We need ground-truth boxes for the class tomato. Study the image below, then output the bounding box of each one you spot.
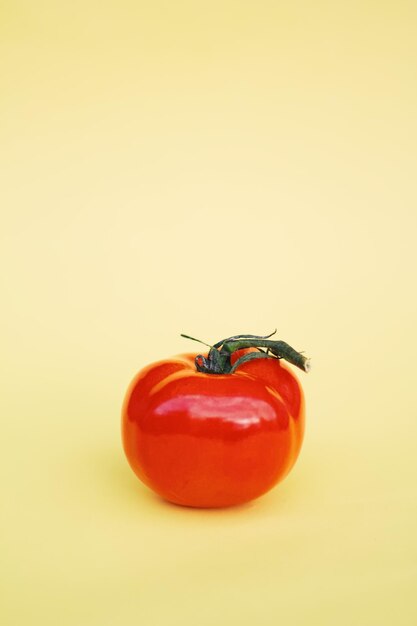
[121,332,309,508]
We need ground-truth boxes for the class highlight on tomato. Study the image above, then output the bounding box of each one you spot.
[121,330,310,508]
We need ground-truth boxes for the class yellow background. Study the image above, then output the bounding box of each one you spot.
[1,2,417,624]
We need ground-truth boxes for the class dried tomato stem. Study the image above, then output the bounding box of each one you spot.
[223,339,311,372]
[181,332,311,375]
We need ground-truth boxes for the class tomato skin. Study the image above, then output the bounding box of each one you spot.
[122,352,305,508]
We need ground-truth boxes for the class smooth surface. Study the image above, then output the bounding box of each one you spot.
[122,353,303,507]
[1,2,417,625]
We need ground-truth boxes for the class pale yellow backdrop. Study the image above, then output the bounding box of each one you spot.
[1,2,416,625]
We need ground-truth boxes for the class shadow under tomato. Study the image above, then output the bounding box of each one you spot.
[97,443,312,520]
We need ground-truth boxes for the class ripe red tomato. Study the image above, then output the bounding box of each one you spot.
[122,334,309,508]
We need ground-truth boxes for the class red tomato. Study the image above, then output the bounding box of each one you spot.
[122,338,307,508]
